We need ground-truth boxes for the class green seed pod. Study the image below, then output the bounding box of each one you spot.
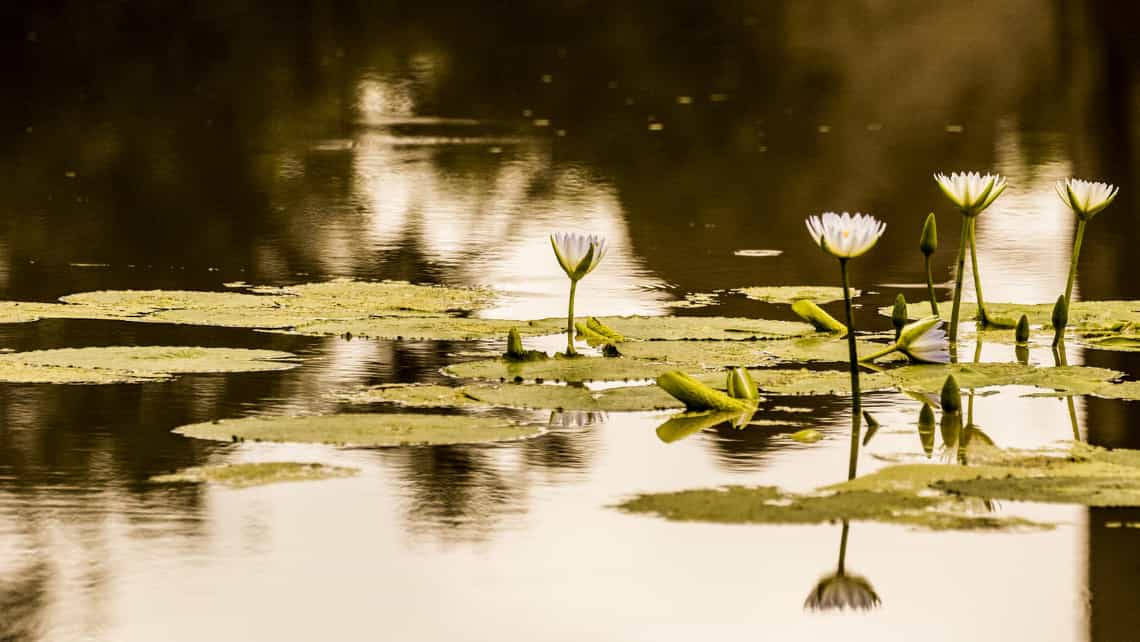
[1015,314,1030,345]
[940,374,962,414]
[892,294,908,340]
[1052,295,1068,347]
[920,212,938,256]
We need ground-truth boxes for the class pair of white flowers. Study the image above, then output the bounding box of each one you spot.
[934,171,1118,220]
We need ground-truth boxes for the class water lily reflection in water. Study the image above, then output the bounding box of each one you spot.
[804,522,881,612]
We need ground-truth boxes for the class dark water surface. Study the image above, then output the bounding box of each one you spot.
[0,2,1138,640]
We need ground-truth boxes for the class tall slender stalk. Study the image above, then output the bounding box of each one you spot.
[1064,218,1087,306]
[565,280,578,355]
[967,218,989,326]
[840,259,862,481]
[948,216,970,343]
[924,255,939,317]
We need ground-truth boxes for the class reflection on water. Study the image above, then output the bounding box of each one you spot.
[0,1,1137,640]
[804,522,881,612]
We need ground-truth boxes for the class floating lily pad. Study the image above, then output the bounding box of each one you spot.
[761,336,905,364]
[174,413,542,446]
[592,385,687,411]
[263,279,496,315]
[743,369,897,396]
[790,429,824,443]
[616,486,1045,531]
[0,347,298,384]
[335,384,488,408]
[578,316,814,341]
[443,356,674,382]
[338,381,685,411]
[733,286,858,304]
[150,462,359,488]
[1083,336,1140,352]
[284,317,542,341]
[617,341,776,368]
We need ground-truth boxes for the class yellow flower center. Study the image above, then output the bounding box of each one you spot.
[842,231,850,238]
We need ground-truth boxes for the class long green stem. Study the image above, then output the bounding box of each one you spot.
[1065,218,1087,306]
[840,259,862,481]
[924,255,939,317]
[967,218,989,327]
[949,216,970,343]
[566,279,578,355]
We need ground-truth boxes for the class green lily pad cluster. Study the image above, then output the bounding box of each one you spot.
[337,382,684,412]
[733,286,860,305]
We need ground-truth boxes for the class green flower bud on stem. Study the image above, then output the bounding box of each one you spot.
[506,327,524,356]
[1015,314,1030,345]
[891,294,908,341]
[940,374,962,414]
[725,367,759,400]
[1052,295,1068,347]
[920,212,938,256]
[791,299,847,334]
[657,370,751,412]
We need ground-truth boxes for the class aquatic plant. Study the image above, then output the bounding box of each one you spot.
[1052,295,1068,348]
[891,294,908,340]
[806,211,886,479]
[934,172,1007,339]
[860,316,949,364]
[550,232,607,356]
[1056,178,1119,304]
[919,212,939,316]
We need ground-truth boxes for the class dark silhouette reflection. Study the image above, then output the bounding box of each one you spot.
[1088,508,1140,641]
[804,521,881,612]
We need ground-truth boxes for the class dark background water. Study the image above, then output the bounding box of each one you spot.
[0,2,1138,640]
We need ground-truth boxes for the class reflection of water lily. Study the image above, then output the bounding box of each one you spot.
[1055,179,1120,305]
[548,410,607,429]
[804,573,882,612]
[806,212,885,481]
[550,232,608,355]
[806,212,886,259]
[936,172,1008,340]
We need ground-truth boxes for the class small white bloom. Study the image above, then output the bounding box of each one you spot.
[934,171,1007,215]
[805,212,886,259]
[550,232,607,281]
[897,316,949,363]
[1056,178,1119,220]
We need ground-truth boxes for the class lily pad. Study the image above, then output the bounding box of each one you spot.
[150,462,359,488]
[1083,336,1140,352]
[284,317,542,341]
[0,347,298,384]
[578,316,814,341]
[174,413,542,447]
[338,381,685,411]
[615,486,1045,531]
[262,279,496,315]
[790,429,824,443]
[617,340,777,368]
[761,336,905,364]
[443,356,674,382]
[733,286,858,304]
[885,300,1140,334]
[335,384,489,408]
[743,369,897,396]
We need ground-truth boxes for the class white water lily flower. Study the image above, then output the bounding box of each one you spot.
[896,316,949,363]
[804,573,881,612]
[550,232,607,281]
[805,212,886,259]
[934,171,1007,215]
[1056,178,1119,220]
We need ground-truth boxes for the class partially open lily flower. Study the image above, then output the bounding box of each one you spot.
[934,171,1007,215]
[805,212,886,259]
[804,573,881,612]
[551,232,608,281]
[896,316,949,363]
[1056,178,1119,221]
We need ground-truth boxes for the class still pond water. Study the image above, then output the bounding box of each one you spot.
[1,2,1139,641]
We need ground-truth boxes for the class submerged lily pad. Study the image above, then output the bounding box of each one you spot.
[174,413,542,446]
[151,462,359,488]
[733,286,858,304]
[616,486,1045,531]
[0,347,298,384]
[443,356,674,382]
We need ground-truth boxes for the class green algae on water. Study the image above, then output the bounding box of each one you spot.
[151,462,359,488]
[174,413,543,447]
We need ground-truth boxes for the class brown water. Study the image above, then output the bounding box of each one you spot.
[1,2,1138,640]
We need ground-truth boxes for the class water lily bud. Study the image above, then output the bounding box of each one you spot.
[506,327,525,356]
[1015,315,1030,345]
[791,299,847,334]
[657,371,751,412]
[920,212,938,256]
[725,367,759,400]
[1052,295,1068,347]
[918,404,936,458]
[940,374,961,413]
[892,294,908,340]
